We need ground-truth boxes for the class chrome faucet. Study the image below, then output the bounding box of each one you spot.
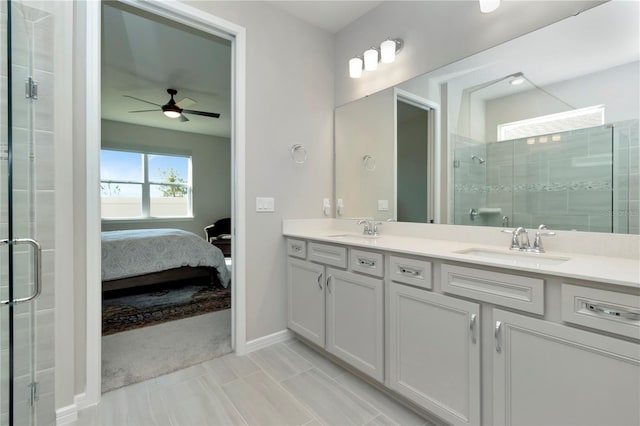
[501,227,530,251]
[358,219,382,236]
[531,224,556,253]
[502,225,556,253]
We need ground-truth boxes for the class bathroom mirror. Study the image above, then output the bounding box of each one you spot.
[335,1,639,234]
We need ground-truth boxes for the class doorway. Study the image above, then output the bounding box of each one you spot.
[82,0,246,407]
[395,90,439,223]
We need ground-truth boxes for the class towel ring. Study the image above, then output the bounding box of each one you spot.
[363,154,376,171]
[291,144,307,164]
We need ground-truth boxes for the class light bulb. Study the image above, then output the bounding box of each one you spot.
[380,39,397,64]
[479,0,501,13]
[364,48,378,71]
[538,136,548,144]
[349,57,363,78]
[163,110,181,119]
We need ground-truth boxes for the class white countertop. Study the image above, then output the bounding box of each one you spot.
[283,223,640,289]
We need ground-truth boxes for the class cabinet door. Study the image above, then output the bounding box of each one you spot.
[287,259,325,346]
[326,268,384,381]
[389,282,480,426]
[493,309,640,426]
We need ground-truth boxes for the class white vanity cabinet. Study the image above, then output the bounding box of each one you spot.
[326,268,384,381]
[286,240,384,381]
[287,257,326,346]
[493,308,640,426]
[388,281,481,426]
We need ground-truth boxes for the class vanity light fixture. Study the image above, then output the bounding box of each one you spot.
[479,0,501,13]
[349,57,363,79]
[364,48,379,71]
[349,38,403,78]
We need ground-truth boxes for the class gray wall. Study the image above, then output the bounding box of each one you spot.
[183,1,335,342]
[101,119,231,237]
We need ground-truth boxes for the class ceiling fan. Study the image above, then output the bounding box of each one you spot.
[124,88,220,122]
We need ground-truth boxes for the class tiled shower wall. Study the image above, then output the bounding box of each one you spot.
[0,2,55,425]
[453,120,639,235]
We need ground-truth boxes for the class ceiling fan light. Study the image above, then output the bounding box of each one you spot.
[163,110,181,119]
[479,0,501,13]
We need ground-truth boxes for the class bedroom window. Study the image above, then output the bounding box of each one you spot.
[101,149,193,219]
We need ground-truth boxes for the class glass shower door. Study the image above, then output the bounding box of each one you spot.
[1,1,42,425]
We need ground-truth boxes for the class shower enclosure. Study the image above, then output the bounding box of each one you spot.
[453,120,639,234]
[1,1,55,425]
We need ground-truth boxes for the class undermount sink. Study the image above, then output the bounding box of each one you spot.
[325,233,381,242]
[455,248,569,267]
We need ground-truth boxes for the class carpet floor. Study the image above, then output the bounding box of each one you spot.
[102,309,232,393]
[102,280,231,335]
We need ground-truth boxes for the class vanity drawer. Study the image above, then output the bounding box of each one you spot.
[350,249,384,278]
[441,264,544,314]
[561,284,640,340]
[389,256,432,289]
[287,239,307,259]
[308,242,347,268]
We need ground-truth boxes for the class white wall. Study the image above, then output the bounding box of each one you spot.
[334,0,605,106]
[100,119,231,237]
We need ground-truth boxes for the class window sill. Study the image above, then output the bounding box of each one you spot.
[102,217,194,224]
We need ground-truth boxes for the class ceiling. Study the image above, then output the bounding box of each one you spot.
[101,3,232,137]
[268,1,383,33]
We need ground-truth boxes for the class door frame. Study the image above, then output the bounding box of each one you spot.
[83,0,246,407]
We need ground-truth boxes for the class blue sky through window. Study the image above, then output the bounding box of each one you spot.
[101,150,190,197]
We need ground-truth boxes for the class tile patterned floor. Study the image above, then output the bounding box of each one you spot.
[77,339,434,426]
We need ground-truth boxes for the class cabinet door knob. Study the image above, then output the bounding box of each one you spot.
[317,273,323,290]
[495,321,503,353]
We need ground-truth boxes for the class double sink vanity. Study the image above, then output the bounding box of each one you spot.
[283,219,640,426]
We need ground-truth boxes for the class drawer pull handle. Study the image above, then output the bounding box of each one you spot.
[358,258,376,268]
[317,273,323,291]
[398,266,421,277]
[586,303,640,321]
[291,245,302,252]
[495,321,503,353]
[470,314,477,344]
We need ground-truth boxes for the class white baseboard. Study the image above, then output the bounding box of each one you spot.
[56,392,98,425]
[55,402,79,426]
[245,329,293,353]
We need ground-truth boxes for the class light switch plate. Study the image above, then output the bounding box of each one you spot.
[378,199,389,211]
[256,197,275,212]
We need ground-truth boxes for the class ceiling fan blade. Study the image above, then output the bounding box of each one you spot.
[123,95,161,107]
[179,114,189,122]
[128,109,159,113]
[183,109,221,118]
[176,97,196,109]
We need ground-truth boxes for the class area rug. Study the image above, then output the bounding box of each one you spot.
[102,280,231,335]
[102,309,232,392]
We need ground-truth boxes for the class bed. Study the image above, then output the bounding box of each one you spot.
[101,228,231,292]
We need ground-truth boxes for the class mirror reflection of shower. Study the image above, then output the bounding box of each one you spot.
[470,154,485,164]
